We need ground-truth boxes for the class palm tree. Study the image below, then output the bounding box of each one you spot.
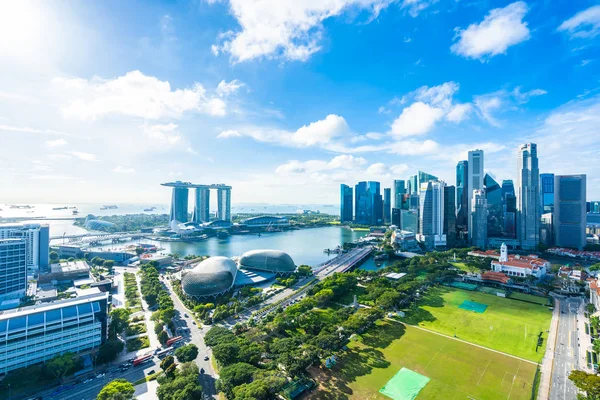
[587,303,596,315]
[590,316,600,332]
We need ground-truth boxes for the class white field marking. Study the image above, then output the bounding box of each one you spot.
[477,359,492,386]
[507,361,522,400]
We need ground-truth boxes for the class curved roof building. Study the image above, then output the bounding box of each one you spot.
[181,256,237,298]
[238,249,296,274]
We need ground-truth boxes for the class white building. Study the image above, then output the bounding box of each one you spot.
[0,239,27,302]
[0,223,49,275]
[490,243,548,279]
[0,291,108,374]
[417,180,446,249]
[391,229,419,251]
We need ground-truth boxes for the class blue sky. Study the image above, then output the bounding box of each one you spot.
[0,0,599,205]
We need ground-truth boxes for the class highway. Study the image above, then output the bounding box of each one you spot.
[549,297,581,400]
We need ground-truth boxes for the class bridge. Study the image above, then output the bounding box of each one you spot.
[315,247,373,278]
[50,232,144,245]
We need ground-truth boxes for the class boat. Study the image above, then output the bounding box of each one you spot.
[9,205,34,209]
[143,207,156,212]
[100,205,118,210]
[72,210,79,215]
[52,206,69,210]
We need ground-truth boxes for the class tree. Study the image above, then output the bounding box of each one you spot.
[45,352,76,382]
[103,260,115,274]
[157,362,203,400]
[97,339,124,363]
[569,370,600,399]
[216,362,257,399]
[161,355,175,371]
[49,251,59,261]
[91,256,105,266]
[591,316,600,331]
[212,342,240,366]
[174,344,199,363]
[158,330,169,345]
[233,381,270,400]
[588,303,597,315]
[377,290,402,310]
[97,379,135,400]
[314,288,334,305]
[589,263,600,272]
[109,308,131,338]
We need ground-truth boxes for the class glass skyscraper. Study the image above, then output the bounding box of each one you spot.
[367,181,383,225]
[554,174,586,250]
[502,180,516,238]
[418,181,446,248]
[340,184,353,223]
[354,182,368,225]
[541,173,555,214]
[393,180,406,209]
[471,189,488,249]
[0,239,27,302]
[408,175,418,195]
[467,150,484,241]
[484,174,503,238]
[171,186,189,223]
[456,160,468,230]
[517,143,540,250]
[383,188,391,224]
[444,185,457,248]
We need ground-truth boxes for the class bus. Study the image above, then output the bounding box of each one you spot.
[133,354,153,366]
[155,347,174,359]
[166,336,183,347]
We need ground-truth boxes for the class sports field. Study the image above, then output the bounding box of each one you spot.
[402,286,552,362]
[310,320,538,400]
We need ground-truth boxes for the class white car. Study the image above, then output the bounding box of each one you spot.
[96,373,105,379]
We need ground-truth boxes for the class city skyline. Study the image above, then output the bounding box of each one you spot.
[1,1,600,205]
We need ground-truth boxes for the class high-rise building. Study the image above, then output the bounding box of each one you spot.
[554,174,587,250]
[391,208,401,227]
[516,143,540,250]
[0,239,27,302]
[217,187,232,221]
[484,174,503,238]
[340,184,353,223]
[591,201,600,213]
[416,171,438,195]
[354,182,368,224]
[444,185,457,248]
[470,189,488,249]
[467,150,484,237]
[393,180,406,209]
[456,161,468,230]
[171,186,189,223]
[0,291,108,374]
[417,181,446,248]
[408,175,418,195]
[192,188,210,223]
[541,173,555,214]
[401,209,419,234]
[0,223,49,275]
[383,188,391,224]
[367,181,383,225]
[502,180,517,238]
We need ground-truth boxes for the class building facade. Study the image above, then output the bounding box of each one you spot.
[467,150,484,237]
[541,173,555,214]
[340,184,353,223]
[0,291,108,374]
[401,210,419,234]
[417,181,446,248]
[470,189,488,248]
[391,208,401,227]
[192,188,210,223]
[502,180,517,238]
[393,180,406,209]
[0,223,49,275]
[162,181,232,224]
[484,174,503,238]
[444,185,457,248]
[0,239,27,302]
[383,188,391,224]
[516,143,540,250]
[456,160,469,230]
[554,174,587,250]
[490,243,548,279]
[354,181,368,224]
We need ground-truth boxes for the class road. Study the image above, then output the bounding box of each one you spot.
[549,297,581,400]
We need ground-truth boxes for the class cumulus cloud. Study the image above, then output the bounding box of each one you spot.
[473,95,503,126]
[558,5,600,39]
[54,70,227,120]
[211,0,395,63]
[400,0,435,17]
[388,139,440,155]
[446,103,473,123]
[216,79,244,97]
[390,102,445,137]
[140,123,183,147]
[45,138,68,147]
[451,1,530,60]
[217,129,242,138]
[275,154,368,175]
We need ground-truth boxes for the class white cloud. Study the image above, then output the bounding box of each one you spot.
[275,154,368,175]
[558,5,600,39]
[211,0,395,63]
[401,0,434,17]
[390,102,445,137]
[512,87,547,104]
[451,1,530,60]
[140,123,183,147]
[446,103,473,123]
[473,95,503,126]
[112,166,135,173]
[0,124,77,137]
[216,79,245,97]
[70,151,98,161]
[414,81,459,109]
[388,139,440,155]
[217,129,242,138]
[54,70,227,120]
[45,138,68,148]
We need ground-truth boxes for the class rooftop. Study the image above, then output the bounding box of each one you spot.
[51,260,90,274]
[0,291,107,320]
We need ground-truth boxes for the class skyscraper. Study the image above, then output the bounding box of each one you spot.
[391,208,401,227]
[517,143,540,250]
[192,188,210,223]
[417,171,438,194]
[554,174,587,250]
[383,188,391,224]
[367,181,383,225]
[467,150,484,238]
[401,210,419,234]
[0,239,27,302]
[470,189,488,249]
[408,175,418,195]
[417,181,446,248]
[393,180,406,209]
[217,187,232,221]
[354,182,368,224]
[502,180,516,238]
[340,184,353,223]
[444,185,457,248]
[0,223,49,275]
[456,160,468,230]
[541,173,555,214]
[484,174,503,238]
[170,186,189,223]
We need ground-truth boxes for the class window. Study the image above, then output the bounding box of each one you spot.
[45,309,62,323]
[77,303,92,316]
[62,306,78,319]
[28,312,44,328]
[8,316,26,332]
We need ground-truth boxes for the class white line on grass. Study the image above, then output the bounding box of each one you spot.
[477,359,492,386]
[506,360,522,399]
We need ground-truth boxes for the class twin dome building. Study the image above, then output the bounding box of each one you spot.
[181,249,296,298]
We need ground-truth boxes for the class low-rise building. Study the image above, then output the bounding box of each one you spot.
[489,243,549,279]
[390,230,419,252]
[0,291,108,374]
[558,266,587,281]
[40,260,90,283]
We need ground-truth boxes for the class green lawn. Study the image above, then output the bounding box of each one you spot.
[508,292,550,306]
[401,286,552,362]
[450,262,472,272]
[311,320,538,400]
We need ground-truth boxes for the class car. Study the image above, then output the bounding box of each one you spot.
[83,379,93,384]
[96,373,105,379]
[147,370,155,375]
[192,320,196,325]
[200,368,205,374]
[184,313,188,318]
[203,355,209,361]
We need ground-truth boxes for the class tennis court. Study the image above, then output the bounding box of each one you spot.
[459,299,488,313]
[379,368,430,400]
[447,281,478,291]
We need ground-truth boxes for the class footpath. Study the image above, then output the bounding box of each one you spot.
[537,297,560,400]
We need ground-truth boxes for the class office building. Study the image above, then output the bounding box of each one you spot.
[0,291,109,374]
[0,223,49,275]
[412,171,438,195]
[484,174,503,238]
[217,186,231,221]
[470,189,488,249]
[0,239,27,302]
[401,210,419,234]
[444,186,457,248]
[409,192,419,210]
[408,175,418,195]
[393,180,406,209]
[192,188,210,223]
[554,174,587,250]
[541,173,555,214]
[340,184,353,223]
[391,208,401,227]
[540,213,553,246]
[589,201,600,214]
[467,150,484,237]
[367,181,383,225]
[383,188,391,224]
[417,181,446,248]
[171,186,189,223]
[502,180,517,238]
[456,160,469,230]
[516,143,540,250]
[354,182,368,224]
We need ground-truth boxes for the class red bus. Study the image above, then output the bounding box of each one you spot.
[166,336,183,347]
[133,354,153,366]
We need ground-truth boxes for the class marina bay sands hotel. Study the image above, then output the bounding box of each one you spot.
[161,181,232,224]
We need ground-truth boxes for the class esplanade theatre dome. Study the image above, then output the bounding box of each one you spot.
[181,256,237,298]
[238,249,296,275]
